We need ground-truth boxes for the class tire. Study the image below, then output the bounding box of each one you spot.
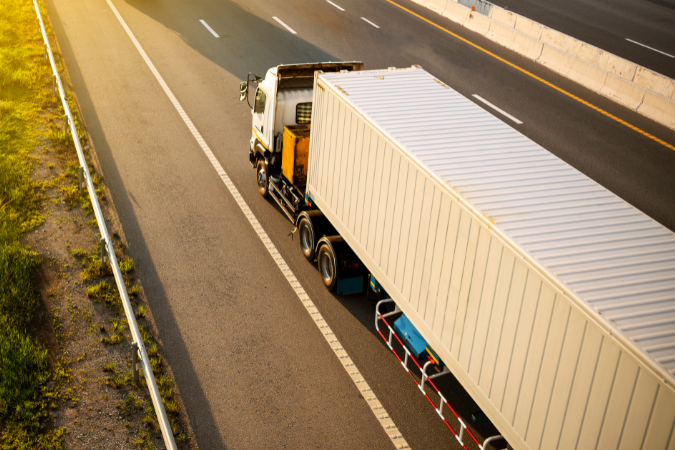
[298,217,315,262]
[256,159,269,198]
[317,244,337,291]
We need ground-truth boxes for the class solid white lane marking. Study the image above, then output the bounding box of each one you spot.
[273,16,297,34]
[104,0,408,448]
[473,94,523,124]
[626,39,674,58]
[326,0,345,11]
[361,17,380,28]
[199,19,219,38]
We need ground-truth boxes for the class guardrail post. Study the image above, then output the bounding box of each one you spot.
[78,166,84,196]
[132,342,139,385]
[100,237,106,270]
[64,115,69,136]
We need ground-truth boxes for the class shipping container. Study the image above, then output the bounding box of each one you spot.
[305,66,675,450]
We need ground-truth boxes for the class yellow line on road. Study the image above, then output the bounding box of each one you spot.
[385,0,675,152]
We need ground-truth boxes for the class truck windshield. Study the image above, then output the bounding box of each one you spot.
[254,89,266,114]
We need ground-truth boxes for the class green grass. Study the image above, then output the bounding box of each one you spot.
[70,247,87,258]
[0,0,68,446]
[86,280,114,299]
[0,2,183,446]
[124,393,146,412]
[119,257,135,274]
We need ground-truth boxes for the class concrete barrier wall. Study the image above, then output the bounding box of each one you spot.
[638,91,675,129]
[487,21,543,61]
[415,0,675,130]
[598,52,637,80]
[424,0,449,15]
[539,27,575,54]
[485,19,517,47]
[463,9,491,35]
[601,73,647,110]
[538,45,574,76]
[442,1,470,25]
[514,16,543,40]
[511,30,544,61]
[568,57,609,93]
[635,67,675,98]
[489,6,516,28]
[567,40,604,66]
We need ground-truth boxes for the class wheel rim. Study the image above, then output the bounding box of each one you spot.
[300,225,312,254]
[257,166,266,189]
[320,251,334,283]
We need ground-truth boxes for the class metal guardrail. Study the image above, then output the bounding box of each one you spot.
[31,1,178,448]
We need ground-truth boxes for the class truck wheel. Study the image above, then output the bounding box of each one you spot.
[298,217,315,261]
[256,160,269,198]
[317,244,337,291]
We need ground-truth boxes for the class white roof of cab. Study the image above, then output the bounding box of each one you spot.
[319,67,675,381]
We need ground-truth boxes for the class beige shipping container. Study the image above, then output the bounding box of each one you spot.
[306,67,675,449]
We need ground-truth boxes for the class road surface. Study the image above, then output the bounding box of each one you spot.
[44,0,675,447]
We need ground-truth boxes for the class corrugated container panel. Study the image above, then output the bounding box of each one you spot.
[307,67,675,449]
[642,388,675,449]
[511,283,557,436]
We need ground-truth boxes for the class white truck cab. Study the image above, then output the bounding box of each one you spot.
[240,62,363,197]
[250,69,279,150]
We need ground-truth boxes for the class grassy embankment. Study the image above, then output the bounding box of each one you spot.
[0,0,68,447]
[1,1,189,448]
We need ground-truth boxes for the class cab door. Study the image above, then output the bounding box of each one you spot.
[252,87,272,149]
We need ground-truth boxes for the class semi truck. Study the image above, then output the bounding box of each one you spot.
[239,63,675,450]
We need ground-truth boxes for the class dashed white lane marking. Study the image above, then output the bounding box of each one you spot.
[326,0,345,11]
[199,19,219,38]
[273,16,297,35]
[361,17,380,28]
[625,38,674,58]
[104,0,408,448]
[473,94,523,124]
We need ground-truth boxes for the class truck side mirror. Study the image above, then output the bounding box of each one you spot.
[239,81,248,102]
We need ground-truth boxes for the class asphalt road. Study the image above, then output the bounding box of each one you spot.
[483,0,675,78]
[45,0,675,448]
